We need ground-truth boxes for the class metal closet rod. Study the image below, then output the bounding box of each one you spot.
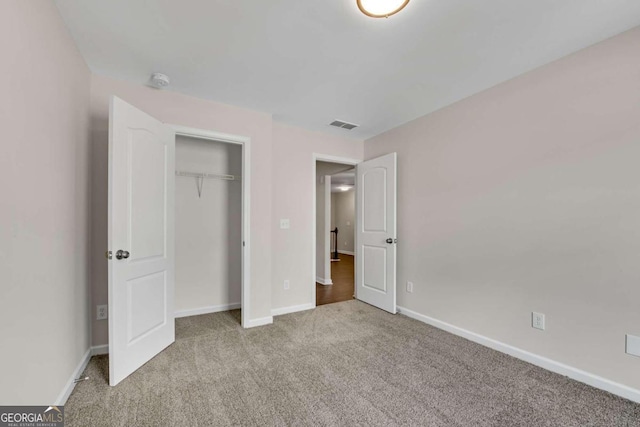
[175,171,241,181]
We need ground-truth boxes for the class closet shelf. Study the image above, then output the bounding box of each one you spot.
[175,171,241,181]
[176,170,241,198]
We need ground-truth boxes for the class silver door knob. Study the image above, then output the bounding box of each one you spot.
[116,250,130,260]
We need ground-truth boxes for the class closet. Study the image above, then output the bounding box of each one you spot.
[174,135,242,316]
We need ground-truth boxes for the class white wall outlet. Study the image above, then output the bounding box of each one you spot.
[406,281,414,293]
[284,280,290,290]
[97,304,108,320]
[280,219,290,229]
[626,334,640,357]
[532,312,545,330]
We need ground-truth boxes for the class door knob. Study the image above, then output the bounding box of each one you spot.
[115,250,130,260]
[386,238,393,244]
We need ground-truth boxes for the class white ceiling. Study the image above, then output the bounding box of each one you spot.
[331,170,356,193]
[55,0,640,139]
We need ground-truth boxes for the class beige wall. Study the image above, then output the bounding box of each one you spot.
[175,136,242,313]
[332,190,355,254]
[365,27,640,390]
[90,74,273,344]
[0,1,91,404]
[90,78,362,342]
[272,124,362,312]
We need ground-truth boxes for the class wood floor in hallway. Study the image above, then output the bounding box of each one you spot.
[316,254,354,306]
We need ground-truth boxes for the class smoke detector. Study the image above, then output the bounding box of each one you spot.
[149,73,170,89]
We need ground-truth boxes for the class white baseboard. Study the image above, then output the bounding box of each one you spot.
[60,308,271,402]
[244,316,273,328]
[316,276,333,285]
[55,348,92,405]
[90,303,244,354]
[397,306,640,404]
[272,303,315,317]
[338,250,355,256]
[175,303,241,318]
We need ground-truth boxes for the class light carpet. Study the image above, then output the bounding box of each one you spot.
[66,300,640,426]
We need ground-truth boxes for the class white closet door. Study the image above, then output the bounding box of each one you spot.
[108,96,175,386]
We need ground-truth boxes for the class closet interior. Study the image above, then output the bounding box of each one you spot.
[175,135,242,318]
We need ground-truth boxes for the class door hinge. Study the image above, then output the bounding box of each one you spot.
[105,250,112,260]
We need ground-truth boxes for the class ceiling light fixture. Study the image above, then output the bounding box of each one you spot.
[357,0,410,18]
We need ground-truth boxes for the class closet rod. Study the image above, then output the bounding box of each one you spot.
[175,171,241,181]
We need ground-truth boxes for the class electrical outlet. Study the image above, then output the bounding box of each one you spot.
[532,312,545,330]
[97,305,108,320]
[280,219,290,229]
[284,280,290,290]
[626,334,640,357]
[406,281,414,293]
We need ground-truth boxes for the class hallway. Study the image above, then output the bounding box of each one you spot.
[316,254,354,306]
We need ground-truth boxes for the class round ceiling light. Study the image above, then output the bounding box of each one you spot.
[357,0,410,18]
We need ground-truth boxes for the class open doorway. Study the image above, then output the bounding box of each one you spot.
[315,160,356,306]
[171,124,250,328]
[174,134,242,320]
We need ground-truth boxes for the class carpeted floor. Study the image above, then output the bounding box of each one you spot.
[66,300,640,426]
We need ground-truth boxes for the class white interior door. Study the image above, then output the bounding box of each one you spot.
[108,96,175,386]
[356,153,397,313]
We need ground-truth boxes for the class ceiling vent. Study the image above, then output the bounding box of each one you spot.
[329,120,359,130]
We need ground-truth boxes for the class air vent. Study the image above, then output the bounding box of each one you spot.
[329,120,359,130]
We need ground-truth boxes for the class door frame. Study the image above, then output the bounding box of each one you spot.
[311,153,361,307]
[171,125,251,328]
